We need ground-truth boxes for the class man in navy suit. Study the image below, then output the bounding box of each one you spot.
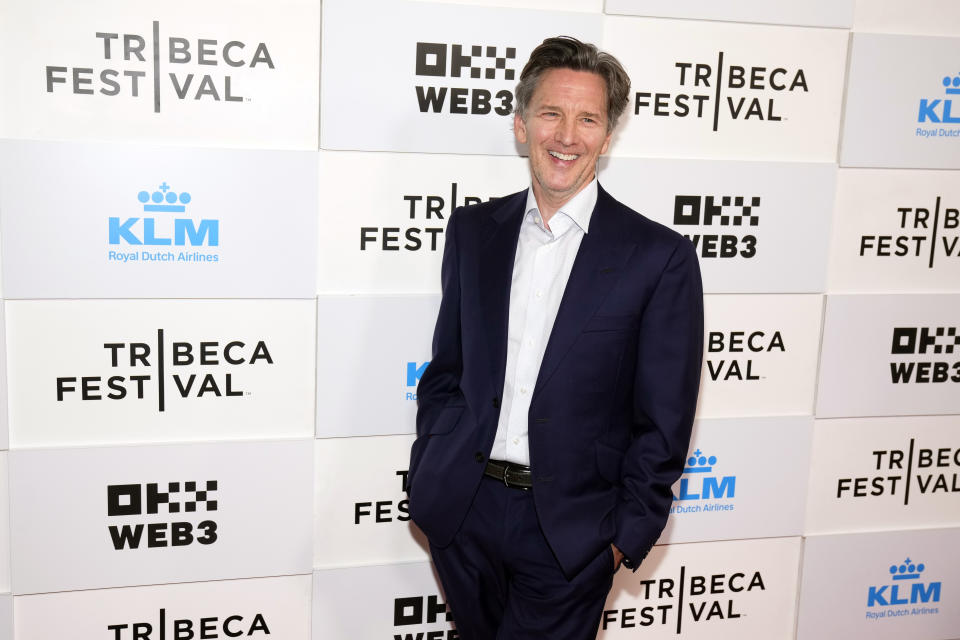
[408,36,703,639]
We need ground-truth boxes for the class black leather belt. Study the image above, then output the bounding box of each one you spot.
[485,459,532,490]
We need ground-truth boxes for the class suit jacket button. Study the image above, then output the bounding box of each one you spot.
[475,452,485,463]
[492,397,500,409]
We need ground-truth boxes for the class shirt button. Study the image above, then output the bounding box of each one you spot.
[513,438,519,445]
[520,387,528,395]
[535,291,543,299]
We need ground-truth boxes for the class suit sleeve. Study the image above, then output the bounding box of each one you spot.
[614,237,703,566]
[414,208,467,439]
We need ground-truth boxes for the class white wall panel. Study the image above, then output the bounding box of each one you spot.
[600,158,836,293]
[313,562,451,640]
[9,439,313,594]
[599,537,801,638]
[841,33,960,169]
[606,0,853,28]
[661,417,812,544]
[817,294,960,418]
[320,0,602,154]
[798,528,960,639]
[0,140,318,298]
[316,151,528,293]
[6,299,316,447]
[698,295,822,419]
[314,435,427,568]
[806,416,960,535]
[316,295,439,438]
[0,0,320,149]
[14,575,312,640]
[828,169,960,293]
[603,17,848,161]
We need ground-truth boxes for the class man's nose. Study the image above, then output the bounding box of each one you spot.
[554,117,576,145]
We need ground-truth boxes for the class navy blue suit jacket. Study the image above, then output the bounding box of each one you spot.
[408,184,703,578]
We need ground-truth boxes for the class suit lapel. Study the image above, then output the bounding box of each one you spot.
[533,188,637,397]
[477,191,526,397]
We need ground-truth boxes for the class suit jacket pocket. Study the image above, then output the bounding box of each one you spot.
[595,440,625,485]
[583,313,640,333]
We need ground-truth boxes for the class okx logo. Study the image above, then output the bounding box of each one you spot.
[672,449,736,515]
[393,594,457,640]
[107,480,218,550]
[405,361,429,401]
[45,25,275,112]
[108,608,270,640]
[917,74,960,138]
[673,195,759,259]
[634,54,808,131]
[889,326,960,384]
[414,42,515,116]
[866,558,941,619]
[108,182,221,265]
[54,330,274,412]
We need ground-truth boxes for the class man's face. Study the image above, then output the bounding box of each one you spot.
[514,67,613,210]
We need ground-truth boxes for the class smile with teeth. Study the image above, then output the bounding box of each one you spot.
[549,150,579,161]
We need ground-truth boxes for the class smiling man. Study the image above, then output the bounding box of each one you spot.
[408,37,704,640]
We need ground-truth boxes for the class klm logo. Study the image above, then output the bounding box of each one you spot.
[405,361,429,401]
[109,182,218,246]
[867,558,941,608]
[918,74,960,123]
[675,450,736,501]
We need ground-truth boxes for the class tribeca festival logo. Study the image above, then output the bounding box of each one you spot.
[835,438,960,503]
[55,332,274,411]
[889,326,960,384]
[916,73,960,138]
[671,449,736,515]
[706,328,785,382]
[108,607,270,640]
[360,182,495,252]
[865,558,941,620]
[405,361,429,401]
[354,469,410,525]
[859,198,960,268]
[45,25,275,112]
[393,593,457,640]
[107,480,218,550]
[601,564,766,633]
[673,194,760,259]
[634,54,808,131]
[414,42,516,116]
[108,182,220,264]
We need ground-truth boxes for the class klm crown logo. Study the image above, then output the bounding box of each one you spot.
[674,449,736,501]
[867,557,941,607]
[109,181,218,246]
[918,74,960,123]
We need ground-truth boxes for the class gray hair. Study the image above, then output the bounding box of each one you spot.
[514,36,631,132]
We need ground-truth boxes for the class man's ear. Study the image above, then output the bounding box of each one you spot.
[514,112,527,144]
[600,131,612,155]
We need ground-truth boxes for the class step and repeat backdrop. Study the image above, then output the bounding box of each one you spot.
[0,0,958,638]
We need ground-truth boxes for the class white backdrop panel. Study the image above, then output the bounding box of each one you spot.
[0,140,318,299]
[806,415,960,535]
[314,435,428,568]
[599,537,801,638]
[313,562,451,640]
[841,33,960,169]
[316,295,439,438]
[14,575,312,640]
[605,0,853,28]
[0,595,9,640]
[0,0,319,149]
[414,0,601,9]
[0,303,7,450]
[798,528,960,639]
[602,17,848,161]
[698,294,822,418]
[828,168,960,293]
[817,294,960,418]
[660,416,812,544]
[0,454,8,594]
[853,0,960,36]
[9,439,313,594]
[6,299,316,447]
[320,0,601,154]
[316,151,528,293]
[599,158,835,293]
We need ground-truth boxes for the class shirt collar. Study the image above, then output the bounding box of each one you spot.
[524,178,598,234]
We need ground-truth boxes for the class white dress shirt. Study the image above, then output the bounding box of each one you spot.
[490,179,598,465]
